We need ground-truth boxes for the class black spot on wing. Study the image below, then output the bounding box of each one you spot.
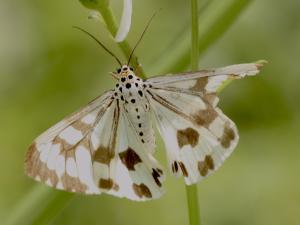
[119,148,142,171]
[152,168,162,187]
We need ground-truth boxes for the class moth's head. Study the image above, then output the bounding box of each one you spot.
[111,65,134,80]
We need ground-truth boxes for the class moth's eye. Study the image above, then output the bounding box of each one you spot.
[130,67,134,71]
[117,68,122,73]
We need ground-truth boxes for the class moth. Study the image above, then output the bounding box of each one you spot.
[24,26,265,201]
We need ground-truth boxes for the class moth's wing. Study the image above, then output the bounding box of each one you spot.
[87,99,164,201]
[146,87,239,185]
[122,92,156,154]
[109,106,165,200]
[25,91,164,200]
[25,91,114,194]
[147,62,264,106]
[146,62,265,184]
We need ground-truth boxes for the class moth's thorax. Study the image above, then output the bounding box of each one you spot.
[115,65,134,78]
[113,72,149,108]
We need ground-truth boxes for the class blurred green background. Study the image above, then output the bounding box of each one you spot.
[0,0,299,225]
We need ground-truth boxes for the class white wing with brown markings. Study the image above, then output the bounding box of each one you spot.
[146,89,238,184]
[148,62,264,106]
[25,90,164,200]
[145,62,264,184]
[25,91,114,194]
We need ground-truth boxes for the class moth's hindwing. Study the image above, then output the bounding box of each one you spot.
[145,62,264,184]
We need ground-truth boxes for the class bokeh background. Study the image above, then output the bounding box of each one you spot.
[1,0,299,225]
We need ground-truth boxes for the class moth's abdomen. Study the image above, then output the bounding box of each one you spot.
[113,75,155,153]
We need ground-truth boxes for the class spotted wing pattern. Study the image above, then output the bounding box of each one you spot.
[25,91,164,200]
[91,99,164,200]
[114,107,164,200]
[25,62,264,198]
[146,62,264,184]
[25,91,113,193]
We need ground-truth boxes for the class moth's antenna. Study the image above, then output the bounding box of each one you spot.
[73,26,122,67]
[127,11,159,66]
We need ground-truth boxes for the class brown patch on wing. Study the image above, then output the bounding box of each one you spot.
[205,155,215,170]
[24,142,38,174]
[119,147,142,171]
[60,148,88,193]
[152,168,162,187]
[98,178,119,191]
[191,77,208,92]
[72,120,92,133]
[220,124,236,148]
[80,137,91,150]
[192,107,218,127]
[98,178,113,190]
[203,93,218,106]
[61,174,87,193]
[93,100,120,164]
[133,183,152,198]
[256,61,266,70]
[53,136,73,150]
[177,127,199,148]
[65,148,75,158]
[93,146,115,165]
[25,143,59,187]
[198,155,215,176]
[179,162,188,177]
[26,143,88,192]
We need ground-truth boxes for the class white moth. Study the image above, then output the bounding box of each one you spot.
[24,25,265,201]
[25,61,265,200]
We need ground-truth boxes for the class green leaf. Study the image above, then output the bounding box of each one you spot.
[3,185,73,225]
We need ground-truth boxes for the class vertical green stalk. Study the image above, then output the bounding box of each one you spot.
[186,1,201,225]
[186,185,201,225]
[79,0,145,77]
[97,4,146,78]
[190,0,199,71]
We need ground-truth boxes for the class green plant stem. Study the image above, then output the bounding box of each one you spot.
[97,4,146,78]
[185,1,201,225]
[186,185,201,225]
[191,0,199,71]
[153,0,252,74]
